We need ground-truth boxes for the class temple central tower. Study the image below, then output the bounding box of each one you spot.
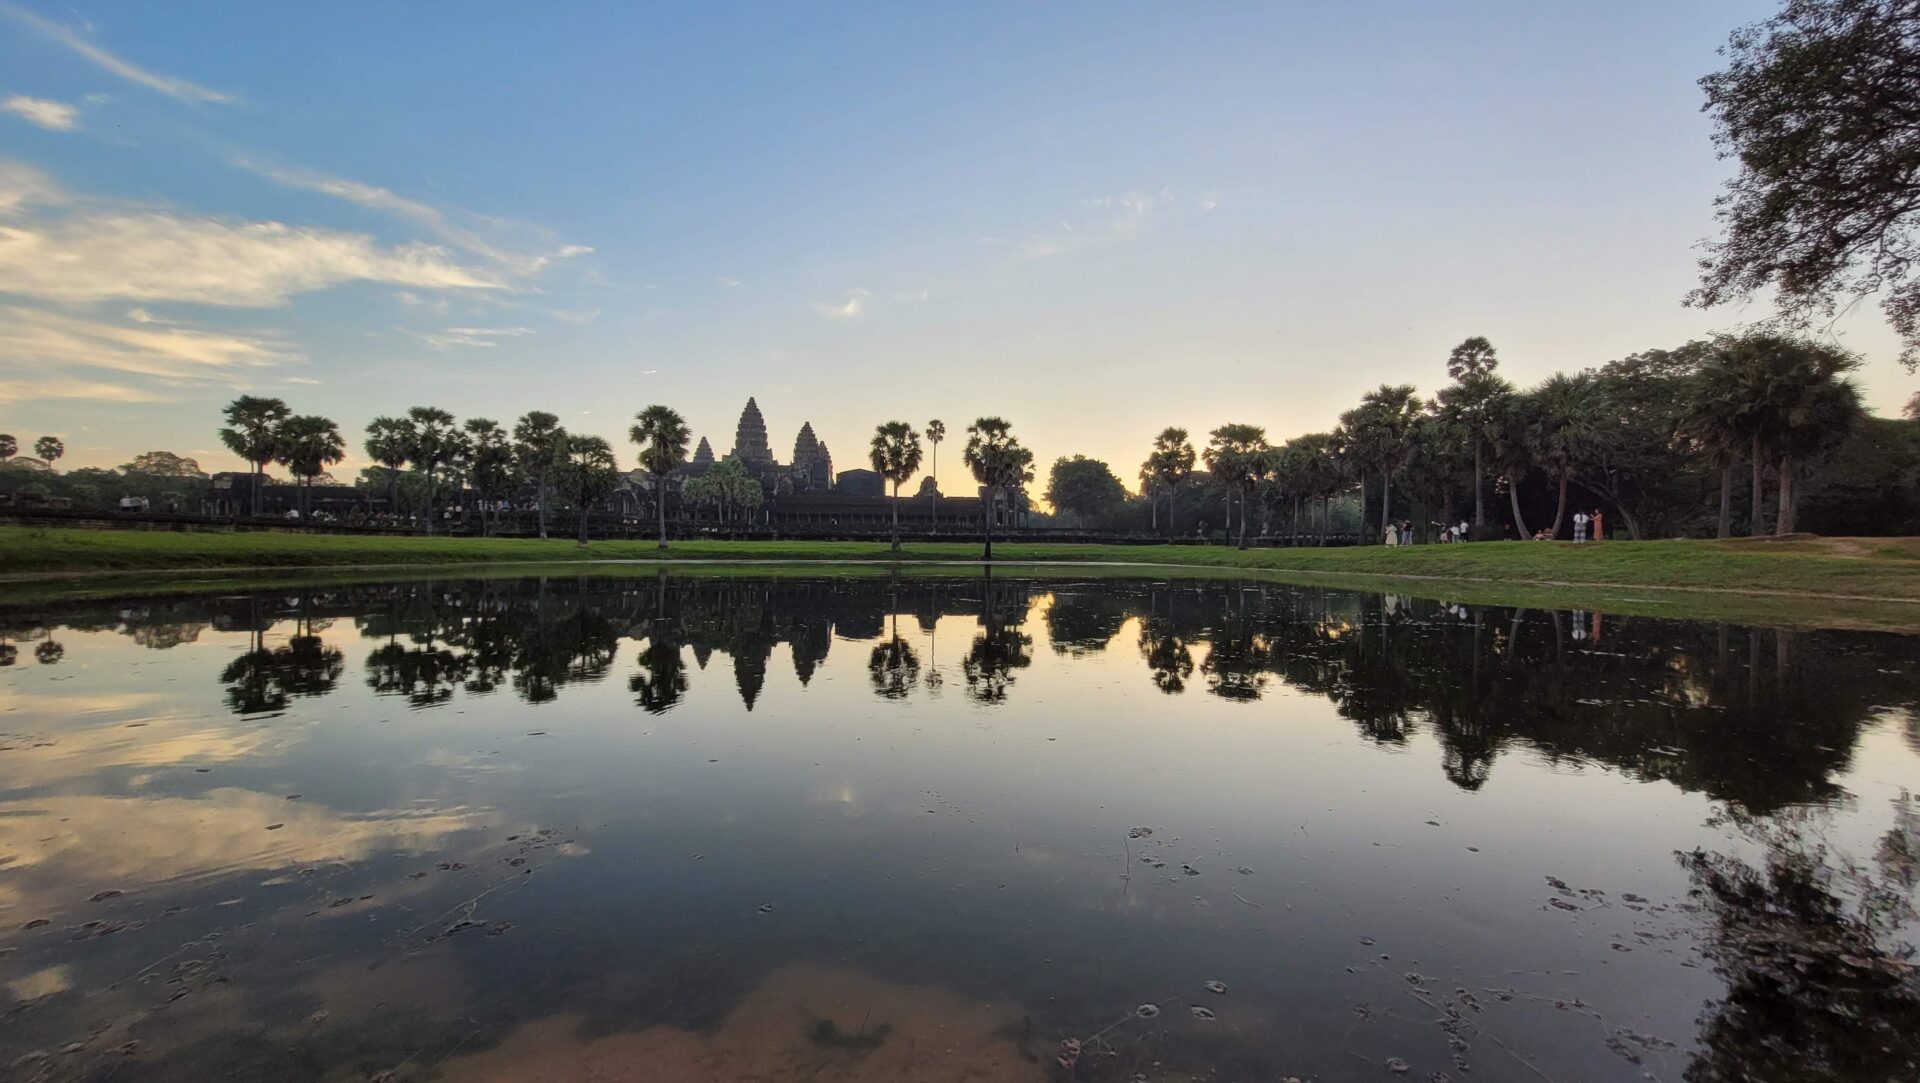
[731,397,773,463]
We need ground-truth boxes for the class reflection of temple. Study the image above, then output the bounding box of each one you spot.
[624,397,1029,531]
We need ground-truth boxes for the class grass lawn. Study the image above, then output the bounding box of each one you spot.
[3,525,1919,599]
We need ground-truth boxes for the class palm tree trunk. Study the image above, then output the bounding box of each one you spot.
[1717,462,1732,539]
[387,467,397,522]
[1381,473,1392,540]
[1358,472,1368,543]
[1508,476,1530,539]
[1749,434,1766,536]
[537,472,549,539]
[1150,494,1157,533]
[252,462,263,517]
[1237,484,1249,550]
[1775,455,1796,535]
[1321,495,1330,545]
[656,473,668,550]
[1473,438,1485,529]
[983,486,995,562]
[1167,489,1177,539]
[1551,466,1568,539]
[890,482,901,553]
[579,503,590,545]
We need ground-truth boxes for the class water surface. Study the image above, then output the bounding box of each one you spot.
[2,571,1916,1081]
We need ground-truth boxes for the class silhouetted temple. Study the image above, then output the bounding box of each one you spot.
[615,396,1028,532]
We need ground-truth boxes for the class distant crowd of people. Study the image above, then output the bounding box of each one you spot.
[1383,509,1609,546]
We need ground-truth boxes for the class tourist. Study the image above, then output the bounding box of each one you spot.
[1384,522,1399,547]
[1572,509,1590,543]
[1592,508,1605,542]
[1457,519,1469,542]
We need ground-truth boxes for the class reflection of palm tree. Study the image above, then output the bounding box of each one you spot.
[869,615,920,699]
[1137,613,1194,694]
[223,635,344,715]
[962,573,1033,704]
[630,628,689,714]
[33,639,63,665]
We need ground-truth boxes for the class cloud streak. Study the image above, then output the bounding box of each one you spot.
[402,325,534,350]
[0,304,290,379]
[812,287,872,321]
[2,94,78,131]
[1,2,231,103]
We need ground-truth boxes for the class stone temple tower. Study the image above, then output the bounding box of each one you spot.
[731,397,773,464]
[691,437,715,467]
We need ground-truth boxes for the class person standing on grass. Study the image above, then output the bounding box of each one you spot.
[1385,521,1399,547]
[1592,508,1605,542]
[1573,509,1590,543]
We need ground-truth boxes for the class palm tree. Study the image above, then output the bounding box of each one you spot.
[275,416,345,519]
[0,434,15,463]
[1772,369,1865,535]
[32,435,63,471]
[512,411,568,539]
[1525,374,1597,538]
[925,419,945,526]
[1487,395,1535,539]
[219,396,291,516]
[363,417,411,519]
[401,407,460,534]
[1203,424,1269,549]
[870,421,925,553]
[962,417,1035,562]
[630,405,691,550]
[465,418,517,536]
[558,435,621,544]
[1437,338,1512,534]
[1677,355,1752,538]
[1344,385,1423,540]
[1140,427,1196,538]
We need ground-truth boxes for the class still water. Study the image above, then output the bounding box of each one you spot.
[1,570,1916,1082]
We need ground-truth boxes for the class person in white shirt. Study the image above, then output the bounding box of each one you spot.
[1572,510,1590,543]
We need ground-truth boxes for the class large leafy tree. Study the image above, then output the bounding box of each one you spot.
[465,418,518,536]
[1203,423,1270,549]
[1139,426,1197,537]
[869,421,924,552]
[1045,455,1127,527]
[1581,344,1713,541]
[1689,0,1920,370]
[219,396,291,516]
[512,411,568,539]
[962,417,1035,561]
[630,404,690,550]
[1679,346,1759,538]
[400,406,460,534]
[1435,337,1513,531]
[557,434,621,544]
[121,451,205,478]
[275,415,345,519]
[0,434,14,463]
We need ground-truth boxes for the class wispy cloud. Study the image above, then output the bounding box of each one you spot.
[1,2,231,104]
[2,94,78,131]
[234,159,592,276]
[0,305,289,381]
[1010,187,1183,263]
[0,375,164,404]
[719,276,743,288]
[811,287,872,321]
[0,169,501,306]
[401,325,533,350]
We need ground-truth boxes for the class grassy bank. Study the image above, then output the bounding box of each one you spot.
[3,525,1919,602]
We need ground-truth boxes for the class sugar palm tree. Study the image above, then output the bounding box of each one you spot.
[558,435,621,544]
[465,418,517,536]
[512,411,568,539]
[963,417,1035,562]
[1140,427,1196,537]
[1436,339,1513,534]
[275,415,345,519]
[1203,424,1269,549]
[1343,385,1423,540]
[1525,374,1597,538]
[362,417,411,519]
[219,396,291,516]
[32,435,63,471]
[925,419,945,526]
[630,405,691,550]
[401,406,460,534]
[1677,355,1753,538]
[870,421,925,552]
[0,434,16,463]
[1772,369,1864,534]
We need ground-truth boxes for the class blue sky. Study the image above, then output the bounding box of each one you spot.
[0,1,1907,486]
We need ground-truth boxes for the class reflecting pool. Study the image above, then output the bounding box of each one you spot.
[2,570,1916,1081]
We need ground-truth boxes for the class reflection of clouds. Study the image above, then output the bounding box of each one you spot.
[8,964,71,1003]
[807,783,870,817]
[0,789,474,917]
[0,714,281,791]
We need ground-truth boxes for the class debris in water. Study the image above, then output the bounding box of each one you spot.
[23,918,49,929]
[1235,866,1254,875]
[1384,1056,1411,1073]
[89,890,122,902]
[265,823,284,831]
[1189,1005,1216,1021]
[1181,864,1200,876]
[756,902,775,914]
[1203,980,1227,994]
[1128,827,1153,839]
[1134,1003,1160,1019]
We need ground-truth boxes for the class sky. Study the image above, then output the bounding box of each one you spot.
[0,0,1911,493]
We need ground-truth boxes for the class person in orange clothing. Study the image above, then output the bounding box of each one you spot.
[1592,508,1605,541]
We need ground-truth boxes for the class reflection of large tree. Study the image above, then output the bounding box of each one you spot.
[1137,612,1194,694]
[631,627,689,714]
[1679,801,1920,1082]
[223,635,344,716]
